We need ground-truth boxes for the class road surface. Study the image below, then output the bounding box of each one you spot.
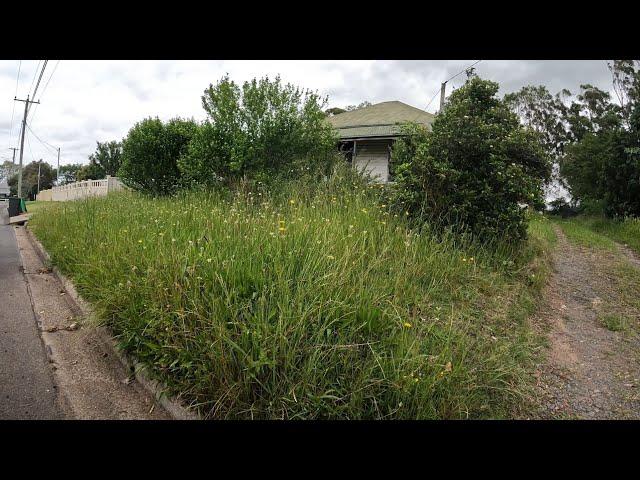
[0,203,63,419]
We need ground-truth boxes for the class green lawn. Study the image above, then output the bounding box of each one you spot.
[29,187,556,419]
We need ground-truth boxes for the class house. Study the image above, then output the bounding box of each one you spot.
[327,101,435,182]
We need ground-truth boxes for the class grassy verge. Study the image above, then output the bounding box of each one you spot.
[29,183,555,419]
[25,200,49,215]
[555,215,640,254]
[552,216,617,250]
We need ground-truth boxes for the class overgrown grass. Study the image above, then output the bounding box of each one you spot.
[25,200,49,215]
[29,178,555,419]
[555,215,640,254]
[553,217,617,250]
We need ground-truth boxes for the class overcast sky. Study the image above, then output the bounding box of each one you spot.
[0,60,616,169]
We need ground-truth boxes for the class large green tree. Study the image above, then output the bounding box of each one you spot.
[179,75,337,187]
[89,140,123,177]
[504,85,570,157]
[119,117,197,195]
[558,61,640,217]
[392,76,551,242]
[8,160,56,199]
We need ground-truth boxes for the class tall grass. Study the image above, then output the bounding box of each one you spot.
[30,174,554,419]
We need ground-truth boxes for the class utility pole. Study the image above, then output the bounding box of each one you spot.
[14,95,39,198]
[9,147,18,164]
[56,147,60,184]
[37,162,41,195]
[439,82,447,112]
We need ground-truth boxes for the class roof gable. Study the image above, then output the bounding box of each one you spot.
[327,101,434,139]
[328,101,434,128]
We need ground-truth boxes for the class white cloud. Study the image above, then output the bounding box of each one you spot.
[0,59,616,169]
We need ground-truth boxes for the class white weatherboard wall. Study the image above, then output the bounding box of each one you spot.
[37,176,125,202]
[353,140,390,183]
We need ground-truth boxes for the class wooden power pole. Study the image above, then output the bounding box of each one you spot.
[439,82,447,112]
[14,95,40,198]
[9,147,19,164]
[56,147,60,184]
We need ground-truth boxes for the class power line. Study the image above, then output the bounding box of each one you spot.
[28,60,60,126]
[424,88,441,111]
[424,60,483,112]
[27,60,48,117]
[26,129,54,166]
[25,123,58,154]
[9,60,22,148]
[444,59,482,84]
[31,60,48,99]
[28,60,42,99]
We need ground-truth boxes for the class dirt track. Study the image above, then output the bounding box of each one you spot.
[536,225,640,419]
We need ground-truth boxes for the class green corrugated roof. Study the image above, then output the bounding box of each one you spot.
[328,101,434,139]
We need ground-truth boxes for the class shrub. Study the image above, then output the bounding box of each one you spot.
[119,117,198,195]
[391,76,551,242]
[178,75,337,188]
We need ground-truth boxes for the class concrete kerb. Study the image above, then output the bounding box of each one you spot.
[24,224,201,420]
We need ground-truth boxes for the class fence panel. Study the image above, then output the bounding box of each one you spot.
[37,176,125,202]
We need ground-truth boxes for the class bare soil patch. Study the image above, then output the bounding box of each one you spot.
[536,225,640,419]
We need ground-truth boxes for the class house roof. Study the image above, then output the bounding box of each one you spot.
[327,101,435,140]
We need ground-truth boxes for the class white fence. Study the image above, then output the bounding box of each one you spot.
[37,176,125,202]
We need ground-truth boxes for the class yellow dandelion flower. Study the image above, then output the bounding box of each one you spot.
[403,322,412,328]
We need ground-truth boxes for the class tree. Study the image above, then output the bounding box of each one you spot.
[325,107,346,116]
[345,101,372,111]
[58,163,84,185]
[391,76,551,242]
[8,160,56,199]
[504,85,570,157]
[77,162,107,181]
[119,117,197,195]
[179,75,337,187]
[558,61,640,217]
[89,141,123,177]
[1,160,19,183]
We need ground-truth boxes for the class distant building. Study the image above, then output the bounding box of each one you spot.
[327,101,435,183]
[0,177,10,198]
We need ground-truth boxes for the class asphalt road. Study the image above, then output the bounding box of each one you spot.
[0,203,63,419]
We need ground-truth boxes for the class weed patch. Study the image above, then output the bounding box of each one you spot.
[30,184,554,419]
